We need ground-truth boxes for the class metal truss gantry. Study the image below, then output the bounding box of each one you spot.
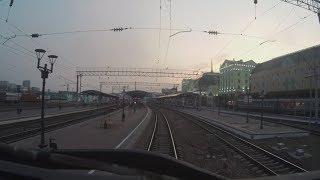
[110,85,164,93]
[76,67,200,78]
[280,0,320,22]
[280,0,320,13]
[99,81,179,92]
[76,67,200,93]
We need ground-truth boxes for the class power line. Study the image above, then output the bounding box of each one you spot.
[5,0,14,22]
[157,0,162,66]
[1,16,80,72]
[212,1,283,62]
[239,13,313,60]
[273,13,313,35]
[272,6,296,33]
[164,0,173,66]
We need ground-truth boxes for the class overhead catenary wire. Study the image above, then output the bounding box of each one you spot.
[273,13,313,35]
[0,22,101,91]
[1,16,80,71]
[238,6,296,59]
[163,0,173,66]
[209,0,283,66]
[5,0,13,22]
[239,13,313,60]
[1,32,76,79]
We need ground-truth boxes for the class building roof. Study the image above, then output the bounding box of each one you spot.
[220,59,256,69]
[252,44,320,74]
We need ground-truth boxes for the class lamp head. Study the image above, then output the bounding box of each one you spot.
[48,55,58,72]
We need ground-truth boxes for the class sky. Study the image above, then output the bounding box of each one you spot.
[0,0,319,93]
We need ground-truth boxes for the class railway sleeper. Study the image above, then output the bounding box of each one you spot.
[250,167,260,171]
[275,167,291,174]
[269,164,286,170]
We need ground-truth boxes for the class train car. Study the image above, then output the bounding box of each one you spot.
[5,92,19,102]
[237,98,312,116]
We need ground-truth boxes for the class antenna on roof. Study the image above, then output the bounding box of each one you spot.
[210,59,213,73]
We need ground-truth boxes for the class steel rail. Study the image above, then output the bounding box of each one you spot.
[147,111,178,159]
[147,114,158,151]
[160,111,178,159]
[175,110,307,176]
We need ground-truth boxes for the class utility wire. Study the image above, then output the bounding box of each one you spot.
[273,13,313,35]
[212,1,282,62]
[239,13,313,60]
[164,0,172,66]
[1,17,79,71]
[1,33,76,78]
[156,0,163,67]
[272,6,295,33]
[5,0,13,22]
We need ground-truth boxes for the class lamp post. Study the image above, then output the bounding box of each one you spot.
[16,85,22,114]
[260,90,265,129]
[122,87,125,121]
[246,88,250,123]
[218,95,221,115]
[35,49,58,148]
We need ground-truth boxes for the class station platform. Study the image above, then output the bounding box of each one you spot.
[175,107,309,140]
[0,105,102,122]
[215,108,318,125]
[11,106,152,150]
[0,105,114,126]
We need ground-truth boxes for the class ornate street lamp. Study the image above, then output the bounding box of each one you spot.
[35,49,58,148]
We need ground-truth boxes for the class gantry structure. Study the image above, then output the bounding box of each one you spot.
[76,67,200,93]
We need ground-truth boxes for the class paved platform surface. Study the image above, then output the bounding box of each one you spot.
[176,107,309,140]
[11,106,151,150]
[201,106,319,124]
[0,106,99,122]
[0,105,114,126]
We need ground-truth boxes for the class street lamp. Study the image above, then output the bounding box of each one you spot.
[260,90,265,129]
[246,88,250,123]
[35,49,58,148]
[218,95,221,115]
[16,85,22,114]
[122,87,125,121]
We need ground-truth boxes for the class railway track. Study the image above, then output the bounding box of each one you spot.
[147,111,178,159]
[170,109,307,177]
[0,105,118,144]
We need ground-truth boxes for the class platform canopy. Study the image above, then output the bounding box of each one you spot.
[126,90,151,98]
[157,92,199,99]
[81,90,119,99]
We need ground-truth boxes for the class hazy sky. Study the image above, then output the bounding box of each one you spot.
[0,0,319,92]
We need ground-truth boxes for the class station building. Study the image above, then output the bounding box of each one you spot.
[181,79,196,93]
[219,59,256,95]
[197,72,220,96]
[250,44,320,98]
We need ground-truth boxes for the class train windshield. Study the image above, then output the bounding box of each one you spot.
[0,0,320,179]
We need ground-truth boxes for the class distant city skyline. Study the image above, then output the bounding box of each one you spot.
[0,79,41,92]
